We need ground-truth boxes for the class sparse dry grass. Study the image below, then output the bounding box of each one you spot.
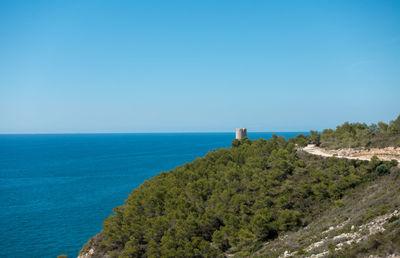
[251,168,400,258]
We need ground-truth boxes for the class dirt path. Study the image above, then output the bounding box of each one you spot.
[302,144,400,164]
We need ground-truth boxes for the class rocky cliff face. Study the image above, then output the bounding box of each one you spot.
[78,233,110,258]
[77,248,94,258]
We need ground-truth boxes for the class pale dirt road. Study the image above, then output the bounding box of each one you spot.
[301,144,400,164]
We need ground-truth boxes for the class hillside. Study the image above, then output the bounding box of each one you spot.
[78,117,400,258]
[254,165,400,257]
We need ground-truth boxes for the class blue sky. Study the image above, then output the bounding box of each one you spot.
[0,0,399,133]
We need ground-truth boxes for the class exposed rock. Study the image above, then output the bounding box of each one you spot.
[77,248,94,258]
[308,210,400,257]
[77,232,111,258]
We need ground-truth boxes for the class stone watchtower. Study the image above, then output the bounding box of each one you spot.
[235,128,247,140]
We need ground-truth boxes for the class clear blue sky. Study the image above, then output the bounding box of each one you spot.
[1,0,399,133]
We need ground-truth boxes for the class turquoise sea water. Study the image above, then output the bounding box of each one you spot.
[0,132,306,257]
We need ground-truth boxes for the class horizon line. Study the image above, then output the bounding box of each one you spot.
[0,131,310,135]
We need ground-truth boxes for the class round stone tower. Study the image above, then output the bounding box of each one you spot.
[235,128,247,140]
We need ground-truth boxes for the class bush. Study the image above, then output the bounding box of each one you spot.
[376,164,389,175]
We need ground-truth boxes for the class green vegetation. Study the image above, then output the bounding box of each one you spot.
[256,166,400,257]
[80,134,398,257]
[293,115,400,149]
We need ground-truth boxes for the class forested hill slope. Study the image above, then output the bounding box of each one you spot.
[78,124,399,257]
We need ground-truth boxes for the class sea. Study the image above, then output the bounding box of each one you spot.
[0,132,306,257]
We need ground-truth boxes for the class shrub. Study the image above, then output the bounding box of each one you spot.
[376,164,389,176]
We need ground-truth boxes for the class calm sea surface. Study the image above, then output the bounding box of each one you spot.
[0,132,306,257]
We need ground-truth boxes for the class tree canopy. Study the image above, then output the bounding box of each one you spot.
[81,133,398,257]
[293,115,400,149]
